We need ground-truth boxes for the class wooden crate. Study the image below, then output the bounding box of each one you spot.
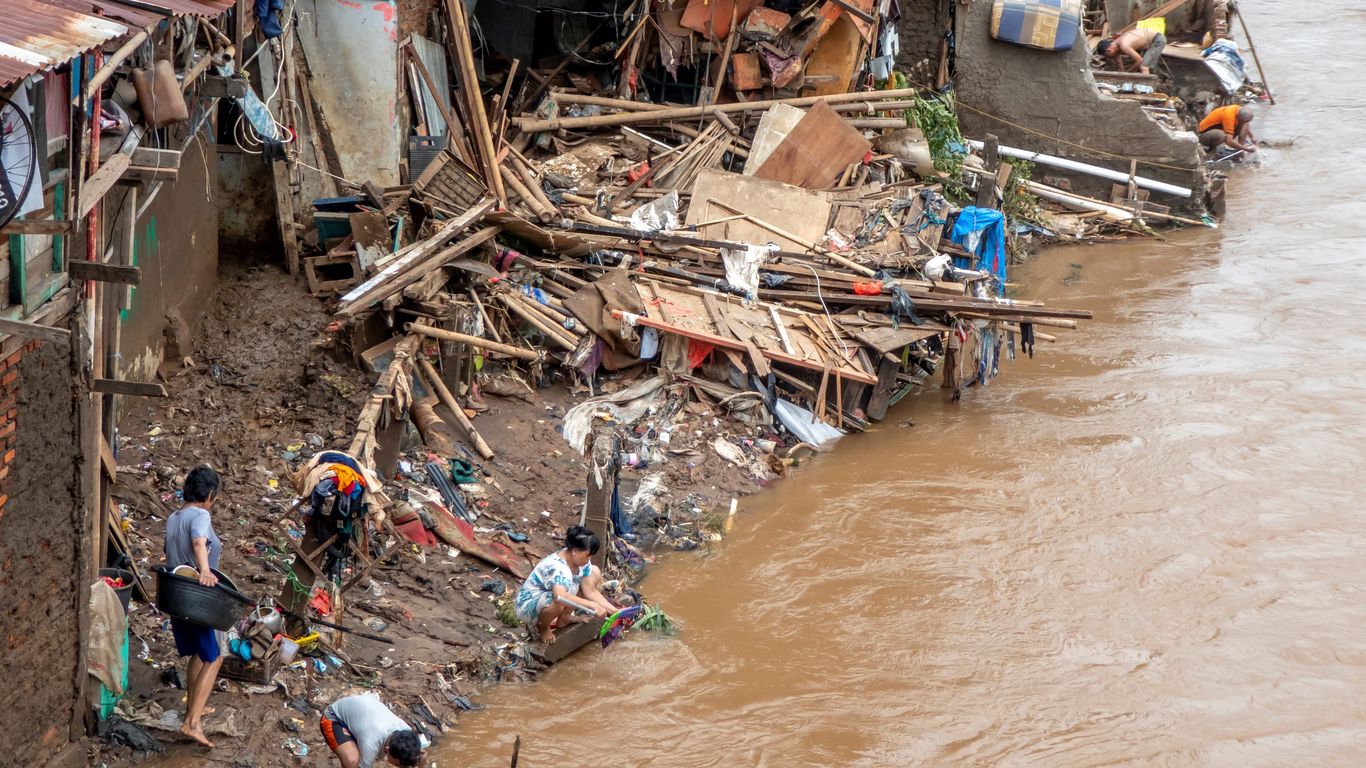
[220,653,278,685]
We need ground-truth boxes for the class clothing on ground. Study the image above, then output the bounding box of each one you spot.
[515,550,592,624]
[327,694,411,768]
[165,504,221,571]
[1199,104,1241,134]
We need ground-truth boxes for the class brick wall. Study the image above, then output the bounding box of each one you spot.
[0,338,85,763]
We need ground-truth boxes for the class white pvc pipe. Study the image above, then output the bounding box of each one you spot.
[968,140,1192,198]
[1025,181,1134,223]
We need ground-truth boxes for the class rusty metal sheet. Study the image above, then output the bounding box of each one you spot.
[0,0,129,88]
[0,0,235,89]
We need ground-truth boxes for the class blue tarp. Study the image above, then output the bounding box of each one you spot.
[950,206,1007,294]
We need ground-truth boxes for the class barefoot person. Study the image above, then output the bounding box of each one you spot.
[515,525,620,643]
[164,466,225,748]
[320,693,424,768]
[1097,26,1167,75]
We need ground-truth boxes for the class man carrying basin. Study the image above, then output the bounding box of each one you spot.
[163,465,226,748]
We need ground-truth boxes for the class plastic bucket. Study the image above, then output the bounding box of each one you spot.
[153,567,254,630]
[99,568,136,613]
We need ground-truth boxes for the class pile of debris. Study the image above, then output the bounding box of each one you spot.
[273,0,1108,591]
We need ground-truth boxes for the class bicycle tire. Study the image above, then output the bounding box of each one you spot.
[0,95,38,230]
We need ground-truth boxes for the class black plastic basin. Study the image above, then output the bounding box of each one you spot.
[153,566,254,630]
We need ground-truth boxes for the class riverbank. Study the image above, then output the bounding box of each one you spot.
[96,262,768,766]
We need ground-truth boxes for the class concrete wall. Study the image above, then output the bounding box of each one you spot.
[106,138,221,388]
[945,0,1204,206]
[0,339,86,765]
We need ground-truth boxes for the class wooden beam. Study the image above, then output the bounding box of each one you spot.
[130,147,182,168]
[99,436,117,482]
[0,317,73,344]
[122,165,178,183]
[77,153,133,218]
[68,261,141,285]
[0,219,74,235]
[92,378,168,397]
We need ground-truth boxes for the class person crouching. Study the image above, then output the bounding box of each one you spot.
[320,693,424,768]
[515,525,620,643]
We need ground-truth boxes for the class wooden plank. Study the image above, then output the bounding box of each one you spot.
[753,101,870,189]
[0,219,74,235]
[853,326,940,354]
[77,153,133,218]
[336,199,496,316]
[130,147,181,168]
[685,168,831,252]
[0,317,73,344]
[92,378,168,397]
[121,165,178,183]
[99,436,117,481]
[864,353,901,421]
[68,261,141,285]
[612,309,874,384]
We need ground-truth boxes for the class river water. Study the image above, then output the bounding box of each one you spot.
[442,2,1366,764]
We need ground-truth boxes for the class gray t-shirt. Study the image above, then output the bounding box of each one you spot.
[330,694,411,768]
[164,505,221,571]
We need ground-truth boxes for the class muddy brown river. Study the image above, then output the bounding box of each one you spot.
[442,2,1366,764]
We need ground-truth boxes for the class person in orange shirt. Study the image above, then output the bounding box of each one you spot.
[1198,104,1257,153]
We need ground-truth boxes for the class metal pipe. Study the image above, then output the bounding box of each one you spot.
[967,140,1193,198]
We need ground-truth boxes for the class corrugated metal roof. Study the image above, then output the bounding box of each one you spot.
[0,0,235,89]
[0,0,129,88]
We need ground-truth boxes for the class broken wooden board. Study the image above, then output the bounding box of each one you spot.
[627,282,876,383]
[753,101,871,189]
[350,210,391,272]
[852,325,942,353]
[742,103,805,175]
[686,168,831,252]
[804,14,865,97]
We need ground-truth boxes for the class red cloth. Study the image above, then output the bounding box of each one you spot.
[853,281,883,295]
[687,340,714,369]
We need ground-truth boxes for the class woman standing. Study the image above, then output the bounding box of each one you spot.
[164,466,224,748]
[515,526,620,643]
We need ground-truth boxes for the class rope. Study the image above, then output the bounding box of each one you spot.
[901,76,1201,173]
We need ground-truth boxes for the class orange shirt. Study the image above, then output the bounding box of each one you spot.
[1199,105,1240,133]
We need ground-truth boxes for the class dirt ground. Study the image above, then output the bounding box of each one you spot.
[96,262,768,767]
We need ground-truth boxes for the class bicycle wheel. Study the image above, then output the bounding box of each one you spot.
[0,95,38,229]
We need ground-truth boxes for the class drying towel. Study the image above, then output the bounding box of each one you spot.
[990,0,1084,51]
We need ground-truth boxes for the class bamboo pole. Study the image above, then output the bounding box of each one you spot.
[515,87,925,132]
[507,154,558,218]
[416,359,495,459]
[1233,8,1274,105]
[445,0,506,202]
[80,29,151,104]
[406,323,539,360]
[467,289,504,343]
[497,294,577,350]
[547,91,672,111]
[499,165,555,222]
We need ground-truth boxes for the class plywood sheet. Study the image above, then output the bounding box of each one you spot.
[805,14,865,97]
[753,101,871,189]
[686,168,832,251]
[743,103,805,175]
